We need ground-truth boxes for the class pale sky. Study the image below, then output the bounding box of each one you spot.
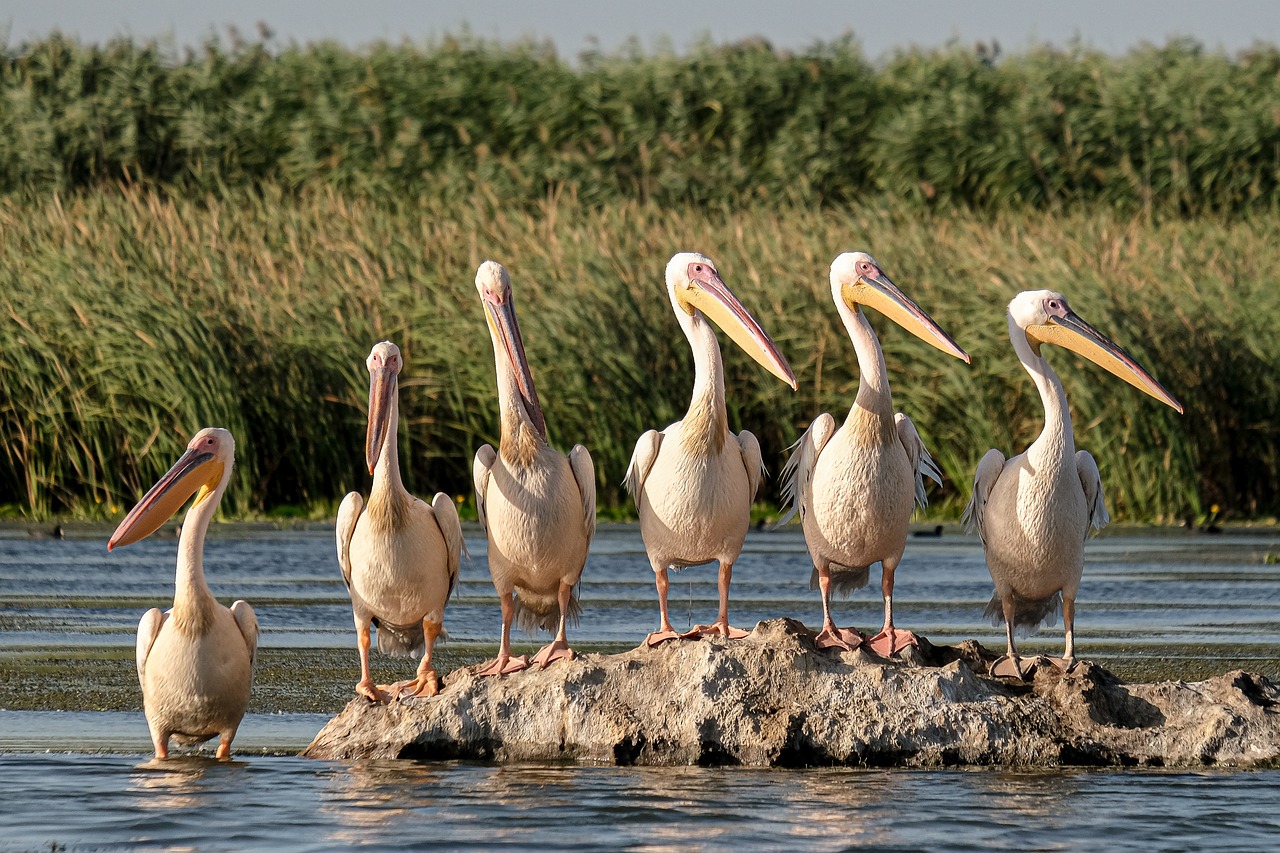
[2,0,1279,58]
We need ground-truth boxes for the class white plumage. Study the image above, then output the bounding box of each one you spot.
[109,428,258,759]
[472,261,596,675]
[780,252,969,655]
[964,290,1182,677]
[626,252,796,646]
[337,341,464,701]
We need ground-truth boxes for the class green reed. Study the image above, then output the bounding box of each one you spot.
[0,186,1275,521]
[2,34,1280,213]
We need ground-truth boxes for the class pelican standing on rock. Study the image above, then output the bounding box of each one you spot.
[472,261,596,676]
[337,341,465,701]
[781,253,970,655]
[626,252,797,646]
[963,290,1183,677]
[108,428,258,760]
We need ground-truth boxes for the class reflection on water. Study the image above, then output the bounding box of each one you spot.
[6,755,1280,851]
[4,528,1280,848]
[128,756,228,811]
[320,759,444,844]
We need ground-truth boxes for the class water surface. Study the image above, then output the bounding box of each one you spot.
[2,524,1280,850]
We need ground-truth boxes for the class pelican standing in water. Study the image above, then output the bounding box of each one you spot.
[337,341,465,701]
[781,253,970,655]
[964,290,1183,677]
[626,252,797,646]
[473,261,596,676]
[108,428,258,760]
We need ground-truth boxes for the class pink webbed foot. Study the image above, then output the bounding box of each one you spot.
[531,640,575,669]
[867,627,918,657]
[815,626,864,652]
[355,678,391,703]
[680,622,750,640]
[990,655,1035,679]
[389,670,441,700]
[643,629,682,648]
[477,654,529,677]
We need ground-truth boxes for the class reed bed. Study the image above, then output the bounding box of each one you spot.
[2,35,1280,213]
[0,186,1275,521]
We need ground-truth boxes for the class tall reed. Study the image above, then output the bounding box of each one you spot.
[0,187,1275,521]
[2,35,1280,213]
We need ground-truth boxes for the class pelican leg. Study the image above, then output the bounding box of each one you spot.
[991,594,1028,679]
[478,590,529,676]
[394,618,445,699]
[644,567,681,647]
[532,582,577,668]
[353,618,389,702]
[681,561,750,640]
[1047,596,1078,673]
[867,557,917,656]
[814,563,863,651]
[149,721,170,760]
[215,729,237,760]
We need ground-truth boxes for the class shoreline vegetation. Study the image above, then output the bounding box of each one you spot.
[0,35,1277,522]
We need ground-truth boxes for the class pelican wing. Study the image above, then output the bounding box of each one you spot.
[895,412,943,510]
[431,492,466,598]
[624,429,663,498]
[737,429,765,501]
[962,448,1007,545]
[569,444,597,540]
[473,444,497,534]
[1075,450,1111,535]
[335,491,364,593]
[135,607,165,680]
[230,599,260,666]
[778,412,835,525]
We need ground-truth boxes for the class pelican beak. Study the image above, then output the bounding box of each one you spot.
[680,263,798,389]
[1027,312,1184,413]
[365,364,398,473]
[844,274,971,364]
[108,447,223,550]
[484,293,548,439]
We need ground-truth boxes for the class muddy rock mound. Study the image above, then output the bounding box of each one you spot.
[302,619,1280,767]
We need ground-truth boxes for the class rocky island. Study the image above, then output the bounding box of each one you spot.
[303,619,1280,768]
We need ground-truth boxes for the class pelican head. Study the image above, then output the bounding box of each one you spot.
[476,260,547,439]
[1009,290,1183,413]
[665,251,797,389]
[831,252,971,364]
[364,340,403,473]
[108,428,235,551]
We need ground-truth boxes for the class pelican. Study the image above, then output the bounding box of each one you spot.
[336,341,465,701]
[781,252,970,655]
[472,260,596,675]
[963,290,1183,677]
[108,428,258,760]
[625,252,797,646]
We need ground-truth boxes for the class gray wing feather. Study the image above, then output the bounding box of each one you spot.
[135,608,165,681]
[624,430,662,499]
[963,448,1007,545]
[778,413,835,526]
[737,430,764,501]
[230,599,260,666]
[473,444,497,534]
[569,444,597,541]
[895,413,942,511]
[1075,450,1110,536]
[335,491,364,593]
[431,492,466,598]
